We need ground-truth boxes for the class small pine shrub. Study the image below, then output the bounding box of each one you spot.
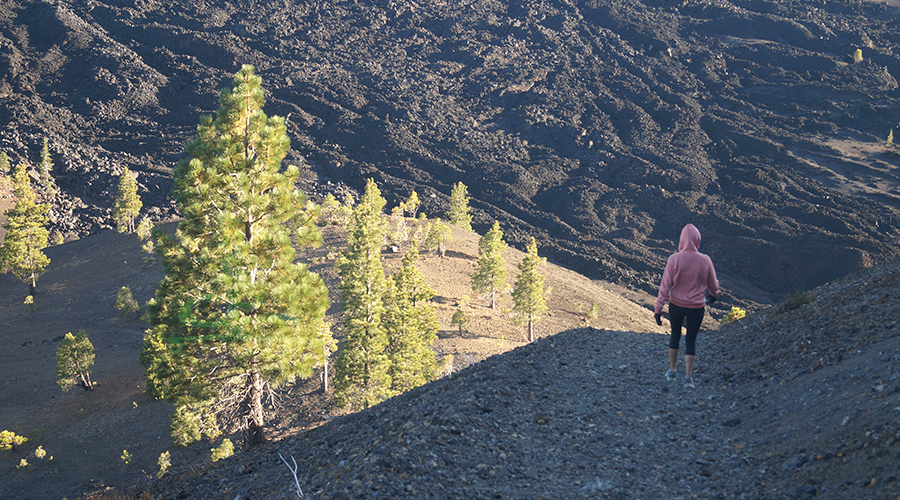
[115,285,141,320]
[120,450,132,465]
[720,307,747,325]
[852,48,863,63]
[210,438,234,462]
[24,295,35,312]
[587,303,601,320]
[157,451,171,478]
[451,308,468,335]
[888,129,894,144]
[0,430,28,450]
[34,446,46,459]
[771,291,816,317]
[17,458,28,469]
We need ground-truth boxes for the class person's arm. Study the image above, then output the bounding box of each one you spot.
[655,257,674,314]
[706,257,719,298]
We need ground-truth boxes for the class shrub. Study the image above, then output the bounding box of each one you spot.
[34,446,46,459]
[210,438,234,462]
[770,291,816,317]
[0,430,28,450]
[157,451,171,478]
[720,307,747,325]
[451,308,468,335]
[120,450,132,465]
[115,285,141,320]
[852,48,863,63]
[56,330,95,391]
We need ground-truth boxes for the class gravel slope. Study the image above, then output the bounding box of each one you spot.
[140,262,900,500]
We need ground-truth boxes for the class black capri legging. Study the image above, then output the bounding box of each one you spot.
[668,304,705,356]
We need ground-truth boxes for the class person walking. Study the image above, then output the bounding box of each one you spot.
[654,223,718,388]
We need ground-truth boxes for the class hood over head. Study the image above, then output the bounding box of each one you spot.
[678,224,701,252]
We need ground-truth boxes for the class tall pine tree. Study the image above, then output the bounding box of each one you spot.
[141,65,330,448]
[0,163,50,296]
[384,239,439,393]
[447,181,473,230]
[471,221,507,309]
[512,237,548,342]
[112,167,143,233]
[333,178,393,410]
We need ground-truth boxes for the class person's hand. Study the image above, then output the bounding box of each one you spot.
[705,294,716,306]
[654,313,662,326]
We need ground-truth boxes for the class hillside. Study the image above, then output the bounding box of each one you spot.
[2,0,900,307]
[144,251,898,499]
[0,220,660,500]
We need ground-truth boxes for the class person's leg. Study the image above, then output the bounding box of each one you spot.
[682,307,705,378]
[668,305,686,372]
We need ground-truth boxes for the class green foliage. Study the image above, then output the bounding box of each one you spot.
[720,307,747,325]
[471,221,508,309]
[587,303,601,320]
[34,446,46,459]
[157,451,171,478]
[140,65,330,448]
[888,129,894,144]
[113,167,143,234]
[333,179,392,410]
[121,450,133,465]
[404,190,420,218]
[211,438,234,462]
[115,285,141,320]
[17,458,28,468]
[136,218,156,260]
[319,193,352,226]
[771,291,816,317]
[0,163,51,295]
[56,330,95,391]
[424,218,452,258]
[388,204,409,251]
[511,237,548,342]
[384,240,439,393]
[852,48,863,63]
[24,295,35,312]
[451,308,468,335]
[447,181,473,230]
[0,430,28,451]
[0,151,9,175]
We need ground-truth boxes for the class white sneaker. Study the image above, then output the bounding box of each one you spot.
[666,370,676,382]
[684,377,695,388]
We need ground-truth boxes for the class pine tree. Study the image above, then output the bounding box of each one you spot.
[140,65,330,448]
[56,330,95,391]
[0,151,9,175]
[384,240,439,393]
[0,164,50,296]
[511,237,548,342]
[424,218,453,258]
[38,138,56,196]
[447,181,473,230]
[112,167,143,233]
[333,178,393,410]
[404,190,420,218]
[471,221,508,309]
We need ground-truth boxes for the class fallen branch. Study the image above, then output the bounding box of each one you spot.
[278,452,304,499]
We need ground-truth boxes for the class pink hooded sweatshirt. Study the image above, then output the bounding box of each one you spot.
[655,224,719,314]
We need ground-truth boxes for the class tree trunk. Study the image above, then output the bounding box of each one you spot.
[244,360,266,448]
[528,320,534,343]
[322,361,329,394]
[80,372,93,390]
[29,278,35,297]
